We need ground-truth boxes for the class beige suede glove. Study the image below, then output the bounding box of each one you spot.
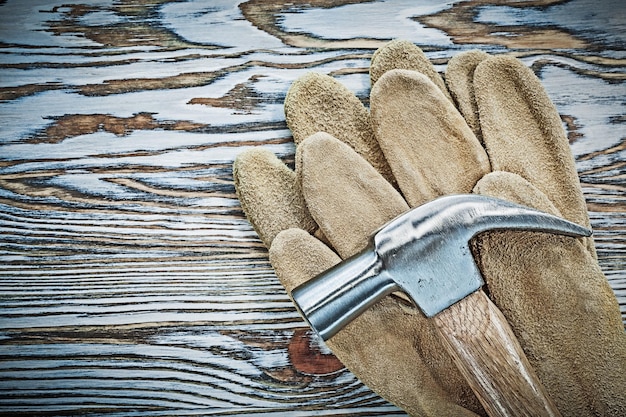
[233,40,626,416]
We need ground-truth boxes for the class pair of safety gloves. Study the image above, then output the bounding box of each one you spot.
[233,40,625,416]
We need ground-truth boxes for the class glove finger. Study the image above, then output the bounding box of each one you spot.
[370,39,453,104]
[445,50,490,142]
[270,228,340,291]
[473,56,595,256]
[473,171,626,417]
[284,72,395,185]
[371,69,490,207]
[269,229,484,417]
[233,148,316,247]
[298,132,408,258]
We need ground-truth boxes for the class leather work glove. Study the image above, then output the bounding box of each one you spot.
[233,40,626,416]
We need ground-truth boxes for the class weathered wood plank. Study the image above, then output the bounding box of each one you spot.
[0,0,624,415]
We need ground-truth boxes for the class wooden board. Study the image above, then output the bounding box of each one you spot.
[0,0,624,415]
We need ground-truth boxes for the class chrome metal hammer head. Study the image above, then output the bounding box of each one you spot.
[292,194,591,341]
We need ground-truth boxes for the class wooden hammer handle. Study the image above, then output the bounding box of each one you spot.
[433,290,562,417]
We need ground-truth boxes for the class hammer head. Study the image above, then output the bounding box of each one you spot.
[292,194,591,341]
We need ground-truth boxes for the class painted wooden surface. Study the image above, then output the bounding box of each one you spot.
[0,0,624,415]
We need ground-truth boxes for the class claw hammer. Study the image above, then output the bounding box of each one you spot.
[292,195,591,417]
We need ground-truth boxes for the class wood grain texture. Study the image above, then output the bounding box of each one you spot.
[0,0,624,415]
[434,290,561,417]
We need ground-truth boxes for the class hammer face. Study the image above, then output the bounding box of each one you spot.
[292,246,397,340]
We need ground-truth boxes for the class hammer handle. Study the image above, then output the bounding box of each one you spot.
[433,290,562,417]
